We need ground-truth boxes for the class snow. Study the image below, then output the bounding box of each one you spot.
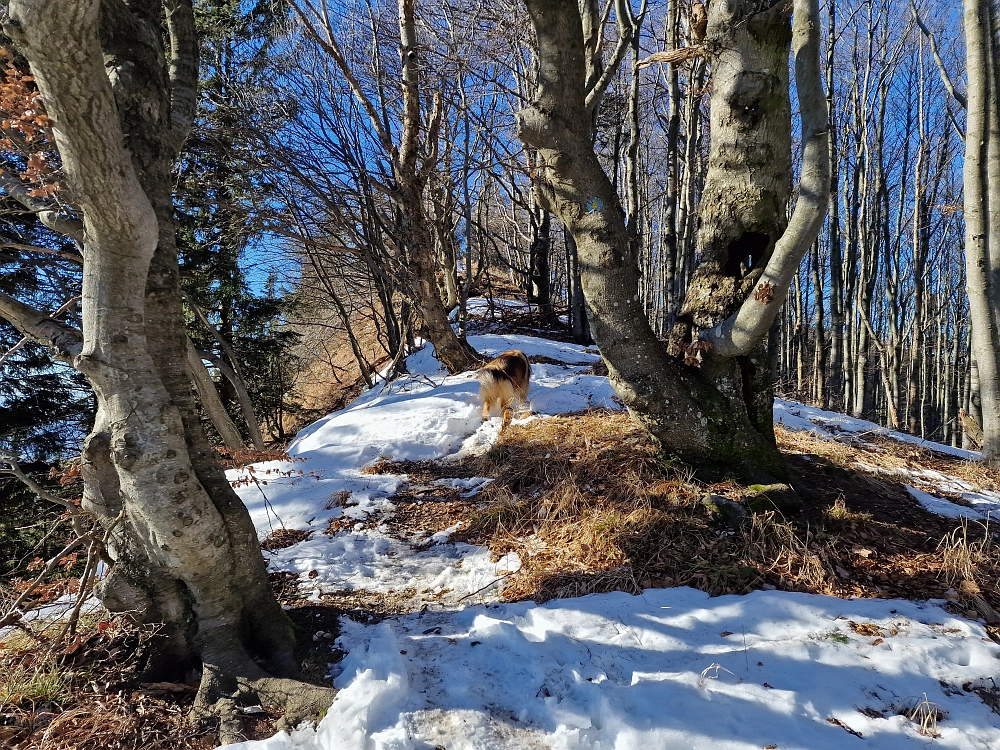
[229,333,617,536]
[774,399,978,460]
[775,400,998,520]
[226,333,616,605]
[227,588,1000,750]
[904,485,981,520]
[216,319,1000,750]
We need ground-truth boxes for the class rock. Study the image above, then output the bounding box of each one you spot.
[746,483,803,515]
[702,493,749,528]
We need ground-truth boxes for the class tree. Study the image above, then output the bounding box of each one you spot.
[290,0,480,374]
[518,0,829,475]
[960,0,1000,464]
[177,0,296,449]
[0,0,333,740]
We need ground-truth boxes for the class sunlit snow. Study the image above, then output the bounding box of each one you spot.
[220,320,1000,750]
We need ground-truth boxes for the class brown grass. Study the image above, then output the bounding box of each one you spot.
[438,411,829,601]
[361,408,1000,620]
[0,616,219,750]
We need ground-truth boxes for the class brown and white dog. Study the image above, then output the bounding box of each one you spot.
[476,350,531,431]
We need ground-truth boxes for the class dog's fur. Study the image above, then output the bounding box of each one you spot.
[476,350,531,431]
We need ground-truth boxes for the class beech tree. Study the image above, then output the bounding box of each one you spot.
[289,0,480,374]
[0,0,333,741]
[960,0,1000,464]
[519,0,829,475]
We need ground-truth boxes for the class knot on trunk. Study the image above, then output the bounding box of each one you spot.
[111,431,143,469]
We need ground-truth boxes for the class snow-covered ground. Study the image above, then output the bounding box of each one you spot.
[235,589,1000,750]
[229,334,617,606]
[775,400,1000,520]
[220,327,1000,750]
[774,399,977,459]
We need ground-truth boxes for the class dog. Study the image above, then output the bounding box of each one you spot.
[476,350,531,431]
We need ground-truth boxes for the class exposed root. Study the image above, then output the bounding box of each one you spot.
[193,659,337,744]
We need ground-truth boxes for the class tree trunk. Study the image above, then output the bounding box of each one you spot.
[395,0,478,373]
[518,0,827,477]
[186,339,245,451]
[528,208,554,315]
[962,0,1000,464]
[1,1,335,740]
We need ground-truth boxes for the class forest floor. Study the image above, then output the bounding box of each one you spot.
[5,304,1000,749]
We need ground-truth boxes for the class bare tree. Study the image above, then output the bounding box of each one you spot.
[519,0,828,475]
[290,0,479,373]
[0,0,333,740]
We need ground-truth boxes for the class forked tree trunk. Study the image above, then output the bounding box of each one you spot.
[393,0,478,373]
[518,0,828,476]
[0,1,334,740]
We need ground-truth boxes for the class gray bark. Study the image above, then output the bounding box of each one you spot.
[186,339,246,451]
[519,0,827,475]
[962,0,1000,464]
[0,0,334,738]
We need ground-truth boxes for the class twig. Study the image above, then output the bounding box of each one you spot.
[0,536,86,629]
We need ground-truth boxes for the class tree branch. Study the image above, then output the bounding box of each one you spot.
[164,0,199,153]
[0,241,83,263]
[701,0,830,361]
[0,450,88,537]
[911,1,967,110]
[0,291,83,360]
[289,0,397,158]
[584,0,647,112]
[0,168,84,244]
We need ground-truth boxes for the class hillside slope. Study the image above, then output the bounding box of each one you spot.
[223,327,1000,750]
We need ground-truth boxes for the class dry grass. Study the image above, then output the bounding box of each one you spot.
[354,406,1000,621]
[899,694,947,738]
[823,495,872,524]
[450,412,830,601]
[937,520,989,586]
[0,615,220,750]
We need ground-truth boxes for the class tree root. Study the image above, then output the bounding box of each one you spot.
[193,661,338,745]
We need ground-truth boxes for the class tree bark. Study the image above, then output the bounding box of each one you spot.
[519,0,828,476]
[962,0,1000,464]
[1,0,334,738]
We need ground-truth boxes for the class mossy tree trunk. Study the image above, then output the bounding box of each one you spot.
[518,0,829,476]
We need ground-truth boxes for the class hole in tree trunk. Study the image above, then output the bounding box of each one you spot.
[724,231,770,277]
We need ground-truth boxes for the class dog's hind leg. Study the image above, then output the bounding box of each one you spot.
[500,404,513,432]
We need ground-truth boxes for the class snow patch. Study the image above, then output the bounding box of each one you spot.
[225,588,1000,750]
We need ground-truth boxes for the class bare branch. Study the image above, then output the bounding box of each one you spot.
[0,334,28,368]
[0,291,83,360]
[584,0,644,112]
[0,535,86,630]
[911,1,967,110]
[182,292,265,450]
[289,0,397,157]
[0,241,83,263]
[0,168,84,244]
[636,46,703,69]
[0,450,89,545]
